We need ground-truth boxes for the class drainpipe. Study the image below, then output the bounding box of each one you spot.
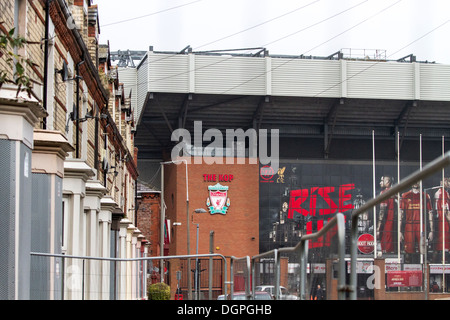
[75,55,85,158]
[94,107,99,169]
[42,0,50,129]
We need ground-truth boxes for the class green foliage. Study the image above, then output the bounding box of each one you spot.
[0,22,40,98]
[148,282,171,300]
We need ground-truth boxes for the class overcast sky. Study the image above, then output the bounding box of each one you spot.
[92,0,450,64]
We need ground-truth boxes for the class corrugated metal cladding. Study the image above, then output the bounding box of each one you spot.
[142,52,450,103]
[420,64,450,101]
[148,53,190,93]
[271,59,341,97]
[117,67,138,123]
[195,55,266,95]
[346,61,415,100]
[136,57,149,123]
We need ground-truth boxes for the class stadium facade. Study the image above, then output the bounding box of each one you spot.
[125,47,450,299]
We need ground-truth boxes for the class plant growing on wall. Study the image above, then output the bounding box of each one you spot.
[0,22,40,98]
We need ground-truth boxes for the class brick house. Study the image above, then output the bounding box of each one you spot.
[0,0,143,300]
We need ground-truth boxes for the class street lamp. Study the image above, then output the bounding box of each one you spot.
[160,159,189,284]
[191,208,207,300]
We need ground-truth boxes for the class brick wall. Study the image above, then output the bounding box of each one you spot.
[0,0,138,210]
[137,192,161,256]
[0,1,16,80]
[164,157,260,259]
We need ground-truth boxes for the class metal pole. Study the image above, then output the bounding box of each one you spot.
[82,259,85,300]
[195,223,199,300]
[274,249,279,300]
[160,160,190,296]
[245,256,251,300]
[299,240,308,300]
[350,215,358,300]
[75,56,84,158]
[397,131,401,264]
[424,188,428,300]
[373,130,378,259]
[42,0,49,129]
[187,202,191,300]
[61,255,65,300]
[160,164,165,282]
[420,134,424,265]
[442,136,446,293]
[209,231,214,300]
[336,213,346,300]
[230,258,235,299]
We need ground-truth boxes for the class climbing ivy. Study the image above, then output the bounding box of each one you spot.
[0,21,40,98]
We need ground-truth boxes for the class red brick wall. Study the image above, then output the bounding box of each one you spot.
[137,192,161,256]
[164,157,260,259]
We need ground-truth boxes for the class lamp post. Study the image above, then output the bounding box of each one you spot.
[191,208,207,300]
[160,160,189,284]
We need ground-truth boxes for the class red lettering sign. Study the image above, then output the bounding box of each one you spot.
[203,174,234,182]
[288,184,355,248]
[387,271,422,287]
[288,189,310,218]
[357,233,374,254]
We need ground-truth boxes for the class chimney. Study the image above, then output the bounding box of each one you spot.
[88,4,100,67]
[69,0,88,44]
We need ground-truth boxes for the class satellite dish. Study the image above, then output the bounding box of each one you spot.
[56,61,69,82]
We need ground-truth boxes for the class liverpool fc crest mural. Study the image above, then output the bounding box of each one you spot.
[207,183,230,215]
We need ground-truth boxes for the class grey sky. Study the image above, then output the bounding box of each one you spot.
[93,0,450,63]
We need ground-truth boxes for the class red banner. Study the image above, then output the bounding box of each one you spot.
[387,271,422,287]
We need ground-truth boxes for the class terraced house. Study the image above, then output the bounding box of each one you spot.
[0,0,141,300]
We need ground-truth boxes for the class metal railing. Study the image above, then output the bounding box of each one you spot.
[349,151,450,300]
[30,252,227,300]
[30,152,450,300]
[230,213,346,300]
[229,151,450,301]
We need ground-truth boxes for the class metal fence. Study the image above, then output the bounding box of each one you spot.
[228,151,450,300]
[30,252,227,300]
[230,213,345,300]
[30,152,450,300]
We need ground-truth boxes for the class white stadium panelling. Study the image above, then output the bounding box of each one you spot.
[346,61,415,100]
[148,53,190,93]
[136,56,148,123]
[194,55,266,95]
[420,64,450,101]
[271,59,341,98]
[118,66,138,122]
[142,51,450,104]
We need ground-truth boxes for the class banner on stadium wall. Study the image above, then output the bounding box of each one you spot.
[259,160,443,254]
[387,271,423,287]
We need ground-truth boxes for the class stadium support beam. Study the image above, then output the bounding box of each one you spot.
[178,94,192,129]
[324,98,344,158]
[395,100,417,152]
[252,96,270,131]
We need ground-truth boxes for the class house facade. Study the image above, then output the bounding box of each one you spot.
[0,0,142,300]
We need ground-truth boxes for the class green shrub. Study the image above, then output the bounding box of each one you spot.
[148,282,171,300]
